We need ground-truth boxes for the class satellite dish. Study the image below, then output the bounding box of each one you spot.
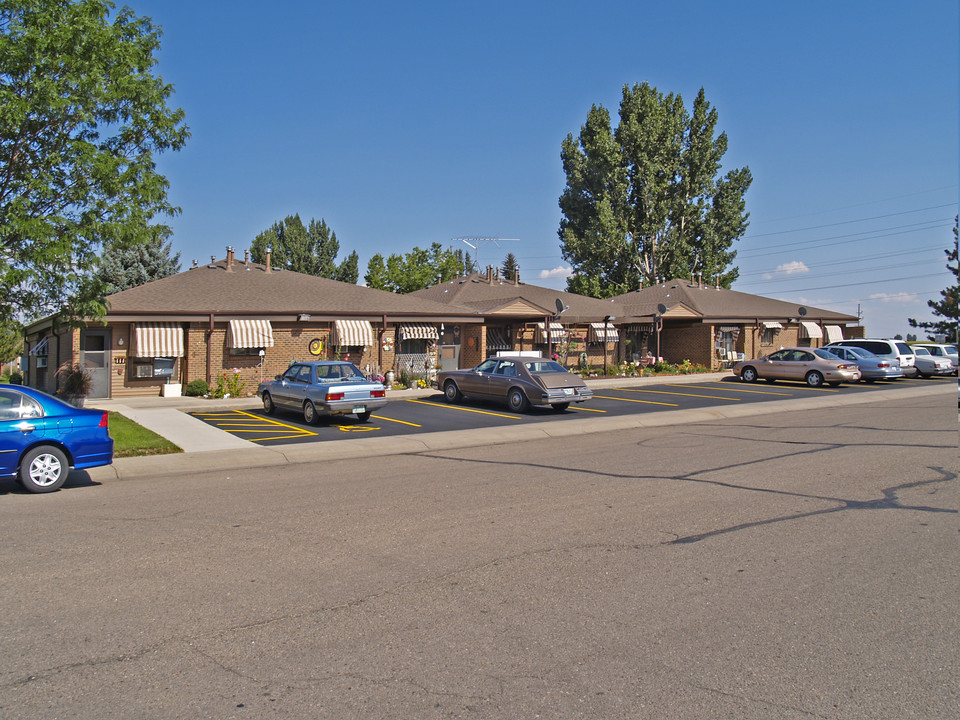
[657,303,667,315]
[798,306,808,317]
[556,298,564,314]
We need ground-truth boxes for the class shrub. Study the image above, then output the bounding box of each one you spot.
[185,379,208,396]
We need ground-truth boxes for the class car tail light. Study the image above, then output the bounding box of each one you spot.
[877,362,889,368]
[371,389,386,398]
[98,412,109,428]
[326,392,345,401]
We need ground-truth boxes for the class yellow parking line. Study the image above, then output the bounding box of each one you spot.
[665,383,794,396]
[406,399,523,420]
[371,415,422,427]
[618,387,741,401]
[593,394,678,407]
[572,406,607,412]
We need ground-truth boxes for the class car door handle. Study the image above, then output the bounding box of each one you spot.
[16,422,36,434]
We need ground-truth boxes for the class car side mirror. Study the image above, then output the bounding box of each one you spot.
[275,375,282,381]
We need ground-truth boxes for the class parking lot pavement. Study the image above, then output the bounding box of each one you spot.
[80,374,952,484]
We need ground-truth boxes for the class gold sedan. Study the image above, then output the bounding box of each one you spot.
[733,347,862,387]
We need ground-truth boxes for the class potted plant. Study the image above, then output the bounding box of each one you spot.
[57,362,93,407]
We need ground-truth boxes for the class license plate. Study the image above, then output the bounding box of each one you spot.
[353,405,366,413]
[562,388,574,395]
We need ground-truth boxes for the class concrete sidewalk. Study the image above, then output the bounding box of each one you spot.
[83,375,951,484]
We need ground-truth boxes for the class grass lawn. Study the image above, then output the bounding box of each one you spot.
[109,412,182,458]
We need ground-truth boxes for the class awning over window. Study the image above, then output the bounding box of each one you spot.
[625,323,654,334]
[588,322,620,342]
[535,322,567,344]
[825,325,844,343]
[227,319,275,348]
[398,322,438,342]
[28,337,48,356]
[761,321,783,330]
[332,319,376,347]
[717,325,741,338]
[800,321,823,339]
[485,327,511,351]
[134,322,184,358]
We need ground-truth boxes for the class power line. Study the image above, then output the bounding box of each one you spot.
[742,203,956,240]
[738,219,953,258]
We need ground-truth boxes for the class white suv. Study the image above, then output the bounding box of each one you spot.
[825,339,916,377]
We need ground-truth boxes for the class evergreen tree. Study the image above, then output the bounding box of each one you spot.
[559,82,751,297]
[96,237,181,294]
[909,216,958,342]
[334,251,359,284]
[501,253,520,281]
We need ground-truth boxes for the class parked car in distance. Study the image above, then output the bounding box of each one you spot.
[0,384,114,493]
[258,361,387,424]
[911,343,958,374]
[820,345,903,382]
[825,339,916,377]
[911,346,954,377]
[732,347,861,387]
[435,356,593,412]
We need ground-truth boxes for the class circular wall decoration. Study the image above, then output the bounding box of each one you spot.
[308,338,324,355]
[381,337,394,353]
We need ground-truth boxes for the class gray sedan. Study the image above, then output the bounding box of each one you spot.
[258,361,387,423]
[435,356,593,412]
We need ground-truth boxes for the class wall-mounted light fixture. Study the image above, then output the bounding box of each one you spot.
[297,314,311,322]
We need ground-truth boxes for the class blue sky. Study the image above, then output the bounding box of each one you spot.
[136,0,957,339]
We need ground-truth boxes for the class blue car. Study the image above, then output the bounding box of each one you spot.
[0,384,114,493]
[820,345,903,382]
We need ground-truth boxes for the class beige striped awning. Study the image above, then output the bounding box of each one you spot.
[134,322,184,358]
[799,321,823,339]
[535,322,567,344]
[588,322,620,343]
[825,325,844,343]
[398,322,438,342]
[227,319,275,348]
[331,319,376,347]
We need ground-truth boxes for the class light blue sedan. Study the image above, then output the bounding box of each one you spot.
[258,361,387,423]
[820,345,903,382]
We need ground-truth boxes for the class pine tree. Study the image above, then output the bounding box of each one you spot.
[96,238,181,294]
[909,216,958,342]
[501,253,519,281]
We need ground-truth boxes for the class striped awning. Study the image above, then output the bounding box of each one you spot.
[398,322,438,342]
[800,321,823,339]
[588,322,620,342]
[134,322,184,358]
[227,319,275,348]
[28,337,48,356]
[485,327,511,351]
[332,319,376,347]
[535,322,567,344]
[825,325,844,343]
[761,321,783,330]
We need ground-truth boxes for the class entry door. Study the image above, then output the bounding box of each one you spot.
[438,345,459,372]
[80,330,111,399]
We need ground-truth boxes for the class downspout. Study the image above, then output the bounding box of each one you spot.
[206,314,214,386]
[381,314,387,370]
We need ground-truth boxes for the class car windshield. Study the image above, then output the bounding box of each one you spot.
[316,363,365,381]
[835,346,876,359]
[524,361,568,373]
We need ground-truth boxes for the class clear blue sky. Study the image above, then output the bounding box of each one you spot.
[136,0,958,339]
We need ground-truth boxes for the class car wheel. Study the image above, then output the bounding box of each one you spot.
[19,445,69,493]
[356,410,371,422]
[805,371,825,387]
[262,392,275,415]
[551,402,570,412]
[507,388,529,412]
[443,381,463,403]
[740,366,758,383]
[303,401,318,424]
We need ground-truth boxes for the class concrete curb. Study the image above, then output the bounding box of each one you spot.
[84,381,951,484]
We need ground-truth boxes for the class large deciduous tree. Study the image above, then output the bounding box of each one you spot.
[364,243,463,293]
[0,0,189,323]
[559,82,751,297]
[909,216,958,342]
[250,214,357,282]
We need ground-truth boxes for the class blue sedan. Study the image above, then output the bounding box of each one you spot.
[257,361,388,423]
[820,345,903,382]
[0,384,114,493]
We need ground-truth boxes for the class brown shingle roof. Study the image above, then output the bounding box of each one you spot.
[613,280,859,323]
[104,259,479,319]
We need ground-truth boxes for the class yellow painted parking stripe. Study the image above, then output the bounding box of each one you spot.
[572,406,607,413]
[617,387,741,401]
[371,414,422,427]
[666,383,793,396]
[593,394,678,407]
[406,399,523,419]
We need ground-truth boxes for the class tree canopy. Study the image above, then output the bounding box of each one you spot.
[500,253,519,282]
[559,82,751,297]
[94,236,180,294]
[0,0,189,323]
[364,242,463,294]
[250,215,358,283]
[909,216,958,342]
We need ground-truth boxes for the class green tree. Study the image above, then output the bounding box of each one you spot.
[909,216,958,342]
[0,317,23,365]
[95,236,180,294]
[250,214,356,281]
[0,0,189,323]
[501,253,519,282]
[334,250,359,284]
[364,242,462,293]
[559,83,751,297]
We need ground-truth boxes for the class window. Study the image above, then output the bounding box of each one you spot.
[230,347,264,357]
[476,359,497,374]
[0,390,43,420]
[761,328,776,344]
[130,357,175,380]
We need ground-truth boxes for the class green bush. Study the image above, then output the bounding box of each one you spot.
[184,379,208,396]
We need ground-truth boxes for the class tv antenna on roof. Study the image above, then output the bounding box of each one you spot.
[453,236,519,273]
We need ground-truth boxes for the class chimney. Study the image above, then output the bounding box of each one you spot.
[192,259,197,269]
[244,249,250,267]
[514,269,520,286]
[225,246,234,272]
[265,246,272,273]
[486,265,494,284]
[698,272,703,289]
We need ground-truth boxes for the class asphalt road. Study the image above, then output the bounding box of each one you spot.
[0,391,956,719]
[190,374,955,445]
